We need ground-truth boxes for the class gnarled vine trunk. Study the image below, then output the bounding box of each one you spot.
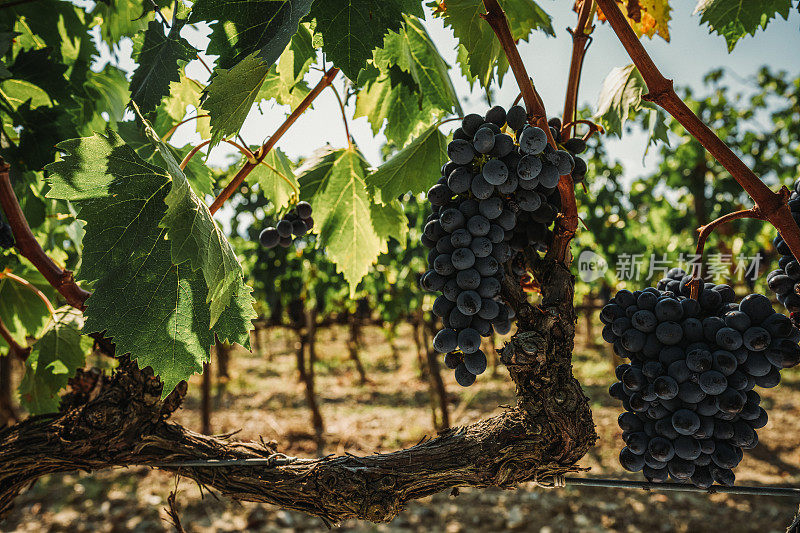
[0,258,596,524]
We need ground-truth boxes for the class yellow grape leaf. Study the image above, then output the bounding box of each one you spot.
[596,0,672,41]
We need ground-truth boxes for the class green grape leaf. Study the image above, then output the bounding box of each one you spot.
[84,65,131,123]
[256,23,316,107]
[189,0,314,70]
[116,120,215,197]
[0,79,52,109]
[130,18,197,114]
[374,14,461,116]
[163,72,211,140]
[370,198,408,248]
[7,47,71,104]
[641,107,670,154]
[594,64,648,138]
[432,0,553,89]
[299,147,382,293]
[695,0,792,51]
[354,65,441,146]
[44,131,254,394]
[15,103,77,170]
[153,132,247,326]
[249,148,299,211]
[44,131,172,279]
[275,22,316,86]
[310,0,424,80]
[213,279,257,348]
[0,272,51,350]
[164,73,204,121]
[366,122,447,201]
[92,0,153,44]
[298,147,339,200]
[202,52,270,149]
[18,307,88,415]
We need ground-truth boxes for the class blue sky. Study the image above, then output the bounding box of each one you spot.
[155,1,800,182]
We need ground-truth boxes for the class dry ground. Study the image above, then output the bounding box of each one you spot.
[2,320,800,533]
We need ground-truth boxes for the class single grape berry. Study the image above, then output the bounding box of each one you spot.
[259,227,279,248]
[296,201,312,219]
[455,363,477,386]
[276,219,293,238]
[506,105,527,131]
[433,329,458,353]
[448,139,476,165]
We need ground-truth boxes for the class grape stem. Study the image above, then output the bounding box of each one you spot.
[437,117,463,127]
[561,0,595,140]
[327,82,353,149]
[0,270,56,318]
[209,67,340,215]
[0,158,89,311]
[0,315,29,361]
[689,207,765,299]
[179,138,257,170]
[594,0,800,266]
[480,0,579,266]
[562,119,604,140]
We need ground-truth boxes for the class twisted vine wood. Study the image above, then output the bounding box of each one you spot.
[0,256,597,524]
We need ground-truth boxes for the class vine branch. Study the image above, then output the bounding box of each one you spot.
[480,0,578,265]
[562,0,595,140]
[594,0,800,264]
[0,159,90,311]
[0,261,596,524]
[0,315,29,361]
[209,67,340,215]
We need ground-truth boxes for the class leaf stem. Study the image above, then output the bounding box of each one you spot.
[0,270,56,317]
[689,207,765,299]
[594,0,800,265]
[0,158,89,311]
[327,83,353,149]
[209,67,340,215]
[562,0,595,140]
[195,54,214,77]
[480,0,579,266]
[0,315,29,361]
[179,139,256,171]
[163,114,210,141]
[259,160,300,198]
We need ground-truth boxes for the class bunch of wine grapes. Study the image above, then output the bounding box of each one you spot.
[768,178,800,312]
[420,105,583,386]
[0,212,13,249]
[602,268,800,488]
[259,201,314,249]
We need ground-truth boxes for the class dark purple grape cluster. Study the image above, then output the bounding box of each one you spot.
[602,268,800,488]
[768,178,800,312]
[0,211,13,249]
[259,201,314,249]
[421,105,581,386]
